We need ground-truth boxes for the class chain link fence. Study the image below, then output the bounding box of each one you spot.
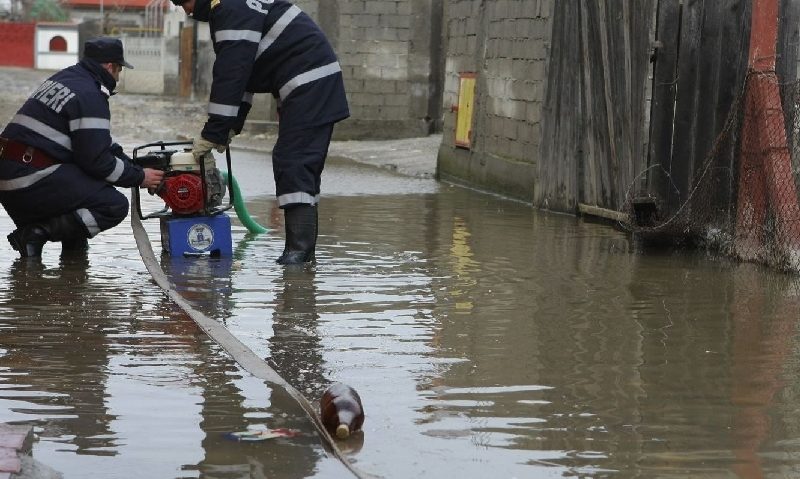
[625,71,800,273]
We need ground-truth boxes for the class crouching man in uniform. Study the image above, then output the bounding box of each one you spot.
[171,0,350,265]
[0,37,164,257]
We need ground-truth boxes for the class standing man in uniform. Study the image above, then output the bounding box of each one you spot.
[0,37,164,257]
[171,0,350,265]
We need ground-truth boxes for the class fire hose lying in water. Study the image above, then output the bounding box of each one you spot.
[130,145,368,478]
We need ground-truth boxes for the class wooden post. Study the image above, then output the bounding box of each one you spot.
[179,25,194,98]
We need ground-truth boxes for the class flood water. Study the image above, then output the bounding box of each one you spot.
[2,149,800,478]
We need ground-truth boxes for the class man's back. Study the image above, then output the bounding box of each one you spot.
[202,0,349,142]
[2,62,108,164]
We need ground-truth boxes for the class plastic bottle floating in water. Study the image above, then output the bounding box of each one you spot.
[320,382,365,439]
[225,426,300,442]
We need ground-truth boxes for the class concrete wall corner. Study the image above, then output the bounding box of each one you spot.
[437,143,537,203]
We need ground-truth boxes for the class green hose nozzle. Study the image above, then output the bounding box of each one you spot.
[221,170,268,234]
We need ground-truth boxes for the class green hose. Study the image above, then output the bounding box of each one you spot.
[221,170,268,234]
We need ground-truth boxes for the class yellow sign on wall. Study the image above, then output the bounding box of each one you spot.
[455,73,476,149]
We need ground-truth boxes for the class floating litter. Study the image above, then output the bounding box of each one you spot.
[225,427,300,442]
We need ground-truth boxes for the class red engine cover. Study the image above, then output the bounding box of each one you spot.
[159,173,204,214]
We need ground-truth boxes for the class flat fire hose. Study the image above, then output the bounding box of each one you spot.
[130,212,368,479]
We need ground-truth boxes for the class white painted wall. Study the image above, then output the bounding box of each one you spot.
[35,24,79,70]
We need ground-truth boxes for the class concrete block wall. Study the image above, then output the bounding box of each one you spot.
[119,1,444,141]
[338,1,412,122]
[333,0,444,139]
[222,0,445,140]
[438,0,553,202]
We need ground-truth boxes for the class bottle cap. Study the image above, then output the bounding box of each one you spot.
[335,424,350,439]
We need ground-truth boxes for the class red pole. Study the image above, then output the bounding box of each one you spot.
[748,0,778,71]
[735,0,800,268]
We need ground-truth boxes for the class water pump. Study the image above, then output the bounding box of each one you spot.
[132,141,229,216]
[131,140,234,256]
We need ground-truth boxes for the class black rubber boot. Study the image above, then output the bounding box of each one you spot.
[61,236,89,253]
[44,214,87,242]
[276,204,318,265]
[7,224,49,257]
[7,213,87,258]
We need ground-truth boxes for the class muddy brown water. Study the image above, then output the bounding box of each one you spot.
[1,150,800,478]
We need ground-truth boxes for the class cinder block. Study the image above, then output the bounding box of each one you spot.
[0,425,32,453]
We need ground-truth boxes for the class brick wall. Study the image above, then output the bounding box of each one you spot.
[121,1,445,141]
[224,0,445,140]
[331,0,444,139]
[438,0,553,201]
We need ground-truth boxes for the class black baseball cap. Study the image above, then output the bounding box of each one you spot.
[84,37,134,69]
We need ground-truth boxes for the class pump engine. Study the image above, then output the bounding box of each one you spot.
[133,145,226,216]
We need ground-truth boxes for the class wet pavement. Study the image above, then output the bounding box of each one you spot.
[3,66,800,479]
[0,66,439,181]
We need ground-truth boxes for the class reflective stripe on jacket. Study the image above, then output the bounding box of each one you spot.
[202,0,350,144]
[0,58,144,190]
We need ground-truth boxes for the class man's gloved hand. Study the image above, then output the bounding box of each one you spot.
[191,137,226,162]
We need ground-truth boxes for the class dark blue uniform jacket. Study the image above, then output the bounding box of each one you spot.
[202,0,350,145]
[0,59,145,192]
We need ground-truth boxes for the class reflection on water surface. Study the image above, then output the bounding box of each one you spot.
[1,156,800,478]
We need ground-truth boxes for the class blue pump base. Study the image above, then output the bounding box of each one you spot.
[159,214,233,257]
